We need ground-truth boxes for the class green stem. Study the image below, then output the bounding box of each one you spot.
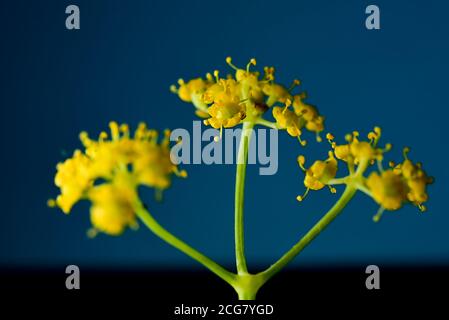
[233,273,265,300]
[328,177,348,185]
[256,118,279,129]
[133,200,236,286]
[237,290,258,300]
[234,121,254,274]
[258,185,357,281]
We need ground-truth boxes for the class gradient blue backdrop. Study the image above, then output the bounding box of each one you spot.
[0,0,447,270]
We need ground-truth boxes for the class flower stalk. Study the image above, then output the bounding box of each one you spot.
[258,185,357,282]
[133,199,236,286]
[234,121,254,274]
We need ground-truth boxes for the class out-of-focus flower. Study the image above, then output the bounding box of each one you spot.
[366,170,408,211]
[366,149,433,220]
[49,122,186,235]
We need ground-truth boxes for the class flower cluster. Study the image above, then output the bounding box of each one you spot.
[171,57,324,143]
[48,122,186,235]
[297,127,433,221]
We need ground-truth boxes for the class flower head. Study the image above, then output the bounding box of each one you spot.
[296,127,433,221]
[171,57,324,142]
[365,149,433,221]
[202,78,246,129]
[388,148,433,211]
[49,122,186,236]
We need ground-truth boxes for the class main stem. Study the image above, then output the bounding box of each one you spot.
[258,185,357,281]
[133,200,236,286]
[234,121,254,274]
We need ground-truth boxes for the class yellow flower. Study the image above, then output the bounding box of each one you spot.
[296,152,337,201]
[366,170,408,210]
[333,143,350,161]
[292,94,324,134]
[49,121,186,236]
[363,147,432,219]
[327,128,386,165]
[202,78,246,129]
[407,177,428,204]
[88,180,137,236]
[391,150,433,210]
[173,78,210,103]
[272,106,303,138]
[205,103,246,129]
[263,83,291,106]
[53,150,92,213]
[133,128,182,189]
[305,116,324,133]
[304,152,338,190]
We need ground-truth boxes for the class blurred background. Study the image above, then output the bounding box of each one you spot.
[0,0,447,277]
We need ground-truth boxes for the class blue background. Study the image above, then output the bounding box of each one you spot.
[0,0,447,270]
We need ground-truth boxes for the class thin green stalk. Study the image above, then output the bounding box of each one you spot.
[258,185,357,281]
[234,121,254,274]
[256,118,278,129]
[133,200,236,286]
